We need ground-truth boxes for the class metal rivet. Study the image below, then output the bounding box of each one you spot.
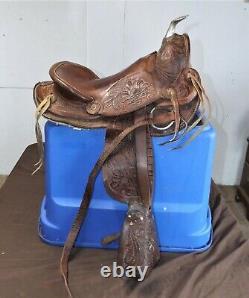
[86,101,101,115]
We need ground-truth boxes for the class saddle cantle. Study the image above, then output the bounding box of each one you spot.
[33,16,210,297]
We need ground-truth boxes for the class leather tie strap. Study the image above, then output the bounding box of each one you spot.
[60,118,152,298]
[33,94,54,175]
[134,109,152,208]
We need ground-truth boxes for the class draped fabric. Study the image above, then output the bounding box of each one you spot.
[0,144,248,298]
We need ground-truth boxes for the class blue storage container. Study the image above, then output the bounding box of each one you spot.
[39,121,216,252]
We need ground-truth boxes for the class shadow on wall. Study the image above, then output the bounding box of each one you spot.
[236,110,249,183]
[189,33,229,184]
[201,72,249,185]
[204,73,229,185]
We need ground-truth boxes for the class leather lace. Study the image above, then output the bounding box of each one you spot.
[33,95,53,175]
[165,74,210,150]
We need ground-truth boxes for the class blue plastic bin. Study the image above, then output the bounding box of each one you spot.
[39,121,216,252]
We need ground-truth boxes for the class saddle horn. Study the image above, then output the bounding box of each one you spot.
[165,15,189,37]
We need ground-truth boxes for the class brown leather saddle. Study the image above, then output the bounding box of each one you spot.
[33,16,208,297]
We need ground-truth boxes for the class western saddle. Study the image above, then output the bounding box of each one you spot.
[33,16,209,297]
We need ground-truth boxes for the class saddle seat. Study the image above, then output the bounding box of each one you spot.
[34,34,200,133]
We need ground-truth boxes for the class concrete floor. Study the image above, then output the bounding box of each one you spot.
[0,175,248,238]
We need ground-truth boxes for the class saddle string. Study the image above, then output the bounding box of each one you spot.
[159,117,188,146]
[32,95,53,175]
[170,73,211,150]
[158,89,182,146]
[60,118,153,298]
[169,89,180,142]
[159,75,205,147]
[158,73,210,149]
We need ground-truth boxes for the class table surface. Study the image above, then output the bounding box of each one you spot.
[0,144,249,298]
